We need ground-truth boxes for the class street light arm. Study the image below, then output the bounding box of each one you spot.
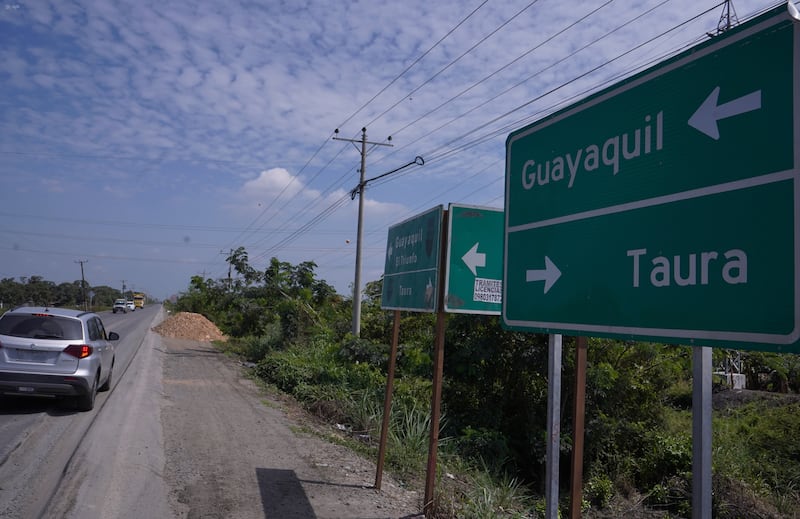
[350,156,424,197]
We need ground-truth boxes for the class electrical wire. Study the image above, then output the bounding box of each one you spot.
[6,1,764,292]
[320,1,736,275]
[364,0,542,129]
[337,0,489,130]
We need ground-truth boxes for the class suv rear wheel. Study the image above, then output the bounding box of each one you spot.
[99,360,114,391]
[76,375,98,411]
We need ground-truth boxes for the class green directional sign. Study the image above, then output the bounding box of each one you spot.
[503,4,800,353]
[444,204,504,315]
[381,206,443,312]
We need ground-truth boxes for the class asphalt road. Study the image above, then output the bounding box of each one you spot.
[0,306,420,519]
[0,305,165,519]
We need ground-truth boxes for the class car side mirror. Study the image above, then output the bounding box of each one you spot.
[108,332,120,341]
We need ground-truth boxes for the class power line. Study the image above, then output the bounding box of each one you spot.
[0,211,264,233]
[376,0,681,173]
[416,3,724,166]
[10,2,749,296]
[336,0,489,130]
[330,0,676,193]
[241,141,352,254]
[0,149,275,170]
[4,246,215,265]
[250,192,353,263]
[217,131,339,259]
[227,1,495,278]
[318,2,734,275]
[384,0,622,141]
[241,0,544,270]
[216,1,692,276]
[364,0,542,129]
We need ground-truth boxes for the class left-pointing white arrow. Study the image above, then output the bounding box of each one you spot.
[461,242,486,276]
[525,256,561,294]
[688,86,761,140]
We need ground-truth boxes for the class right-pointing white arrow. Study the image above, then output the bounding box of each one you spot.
[525,256,561,294]
[688,86,762,140]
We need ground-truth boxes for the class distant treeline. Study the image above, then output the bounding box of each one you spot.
[0,276,126,309]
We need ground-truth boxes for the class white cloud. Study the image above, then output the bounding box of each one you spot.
[241,168,318,200]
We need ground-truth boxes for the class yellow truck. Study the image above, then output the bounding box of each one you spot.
[133,293,145,309]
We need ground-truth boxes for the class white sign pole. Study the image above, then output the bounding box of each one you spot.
[692,346,712,518]
[545,334,562,518]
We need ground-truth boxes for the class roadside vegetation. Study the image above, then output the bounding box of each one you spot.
[163,248,800,518]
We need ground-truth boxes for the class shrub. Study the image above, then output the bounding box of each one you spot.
[454,427,511,472]
[337,335,388,368]
[584,472,613,508]
[255,349,314,392]
[639,431,692,490]
[233,322,283,362]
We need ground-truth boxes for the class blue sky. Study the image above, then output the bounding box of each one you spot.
[0,0,780,301]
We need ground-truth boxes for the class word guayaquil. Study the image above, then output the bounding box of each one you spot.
[627,248,747,288]
[521,112,663,190]
[394,228,423,268]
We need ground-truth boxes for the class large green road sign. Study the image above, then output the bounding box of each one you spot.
[382,206,443,312]
[444,204,503,315]
[503,4,800,353]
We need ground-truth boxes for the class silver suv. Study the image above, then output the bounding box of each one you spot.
[0,307,119,411]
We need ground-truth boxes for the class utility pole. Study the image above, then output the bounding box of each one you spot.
[121,280,127,299]
[75,260,88,311]
[709,0,738,36]
[221,249,233,291]
[333,128,392,337]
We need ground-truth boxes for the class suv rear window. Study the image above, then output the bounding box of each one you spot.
[0,315,84,340]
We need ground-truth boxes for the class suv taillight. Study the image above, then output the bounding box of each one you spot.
[64,344,93,359]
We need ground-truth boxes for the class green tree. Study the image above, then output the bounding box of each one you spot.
[53,281,81,306]
[90,284,122,307]
[227,246,261,288]
[25,276,56,305]
[0,277,24,307]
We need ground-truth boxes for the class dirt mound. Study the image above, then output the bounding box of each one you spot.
[153,312,227,342]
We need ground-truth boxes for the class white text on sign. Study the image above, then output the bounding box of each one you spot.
[521,112,663,190]
[627,248,748,288]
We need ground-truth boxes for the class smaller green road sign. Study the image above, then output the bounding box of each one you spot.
[381,206,443,312]
[444,204,503,315]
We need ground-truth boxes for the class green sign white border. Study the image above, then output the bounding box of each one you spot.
[502,6,800,348]
[381,205,444,313]
[444,203,503,315]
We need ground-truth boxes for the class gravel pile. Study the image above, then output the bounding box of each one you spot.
[153,312,227,342]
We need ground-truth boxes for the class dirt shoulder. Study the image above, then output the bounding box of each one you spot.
[156,313,422,519]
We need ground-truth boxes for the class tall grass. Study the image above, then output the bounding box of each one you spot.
[712,401,800,516]
[387,402,437,474]
[430,457,536,519]
[345,389,383,435]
